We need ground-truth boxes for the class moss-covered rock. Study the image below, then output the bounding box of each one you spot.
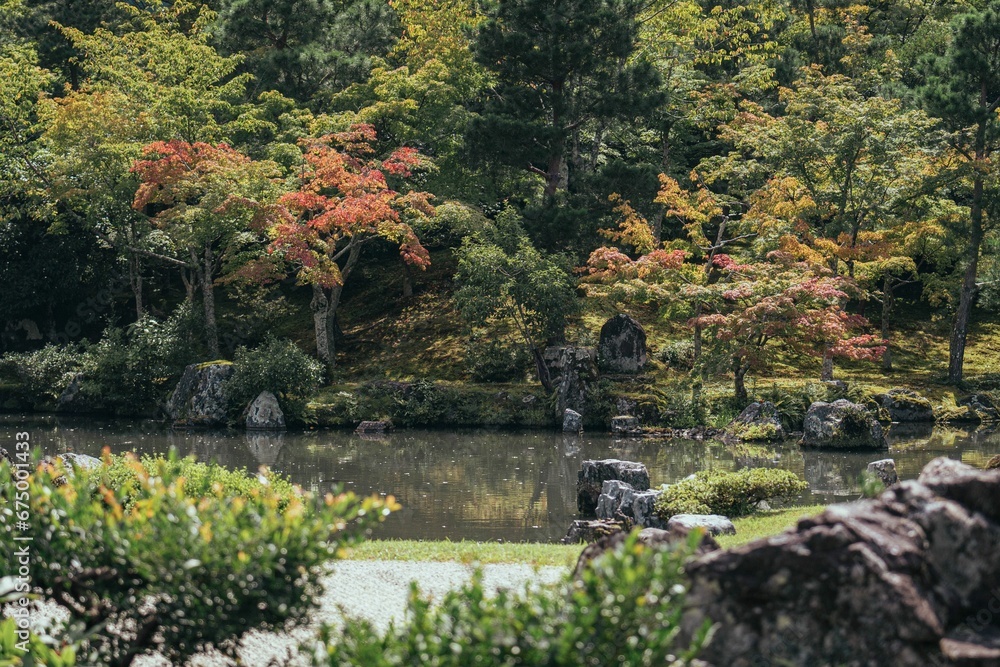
[801,399,887,449]
[726,401,786,441]
[879,388,934,422]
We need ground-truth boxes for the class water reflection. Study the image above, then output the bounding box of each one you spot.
[3,414,998,542]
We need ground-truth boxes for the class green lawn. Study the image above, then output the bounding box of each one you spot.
[345,504,831,565]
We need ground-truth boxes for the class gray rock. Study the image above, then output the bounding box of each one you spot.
[956,393,1000,423]
[55,373,90,413]
[595,479,635,520]
[801,398,887,449]
[577,459,650,515]
[544,346,598,420]
[166,362,235,428]
[245,391,285,430]
[355,420,392,434]
[597,314,647,374]
[561,519,624,544]
[881,388,935,422]
[574,525,719,576]
[867,458,899,486]
[680,457,1000,667]
[562,408,584,433]
[666,513,736,536]
[610,415,641,435]
[727,401,785,441]
[627,488,665,528]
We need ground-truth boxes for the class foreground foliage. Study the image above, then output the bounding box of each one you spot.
[0,453,395,667]
[308,532,710,667]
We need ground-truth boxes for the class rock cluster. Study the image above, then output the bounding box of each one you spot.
[682,457,1000,667]
[166,362,234,428]
[727,401,785,441]
[597,314,647,374]
[577,459,650,515]
[801,398,887,449]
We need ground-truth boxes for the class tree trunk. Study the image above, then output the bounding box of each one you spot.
[531,346,554,394]
[821,344,834,381]
[200,244,219,358]
[881,274,894,371]
[311,284,333,374]
[402,260,413,298]
[733,358,748,405]
[129,252,144,321]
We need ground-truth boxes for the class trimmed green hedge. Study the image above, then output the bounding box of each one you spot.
[655,468,807,519]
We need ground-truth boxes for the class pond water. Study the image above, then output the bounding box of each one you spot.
[4,414,998,542]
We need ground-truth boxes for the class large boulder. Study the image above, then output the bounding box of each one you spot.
[166,362,234,428]
[727,401,785,441]
[245,391,285,430]
[544,346,598,420]
[801,398,887,449]
[562,409,583,433]
[681,457,1000,667]
[880,388,935,422]
[577,459,650,516]
[610,415,641,436]
[597,314,647,374]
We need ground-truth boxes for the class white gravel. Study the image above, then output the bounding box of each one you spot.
[126,560,569,667]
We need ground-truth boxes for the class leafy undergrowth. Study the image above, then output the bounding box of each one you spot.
[345,539,582,567]
[718,504,829,549]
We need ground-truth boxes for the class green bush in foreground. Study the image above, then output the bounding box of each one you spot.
[0,453,395,667]
[655,468,808,520]
[308,532,711,667]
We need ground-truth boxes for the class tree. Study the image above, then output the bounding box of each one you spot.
[254,123,433,372]
[921,1,1000,383]
[214,0,399,105]
[131,141,282,357]
[454,208,576,392]
[468,0,661,199]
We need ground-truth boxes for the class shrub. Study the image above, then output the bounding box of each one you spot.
[655,468,808,519]
[307,532,710,667]
[0,345,85,402]
[82,306,196,414]
[224,338,323,423]
[657,339,696,371]
[0,453,395,667]
[467,338,531,382]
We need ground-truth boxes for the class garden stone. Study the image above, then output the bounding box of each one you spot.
[577,459,650,515]
[561,519,624,544]
[880,388,935,422]
[355,420,392,434]
[727,401,785,441]
[245,391,285,430]
[801,398,887,449]
[680,458,1000,667]
[562,408,583,433]
[627,488,665,528]
[610,415,641,435]
[55,373,92,413]
[595,480,635,520]
[867,458,899,486]
[666,513,736,536]
[574,525,719,576]
[958,393,1000,423]
[166,361,234,428]
[544,346,598,420]
[597,314,647,374]
[987,455,1000,470]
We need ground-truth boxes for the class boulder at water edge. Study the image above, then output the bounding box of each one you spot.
[577,459,649,515]
[610,415,641,435]
[166,361,234,428]
[801,398,887,449]
[597,314,647,374]
[245,391,285,430]
[562,408,584,433]
[680,458,1000,667]
[880,388,935,422]
[727,401,785,441]
[867,458,898,486]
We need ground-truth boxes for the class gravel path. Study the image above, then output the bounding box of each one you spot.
[133,560,568,667]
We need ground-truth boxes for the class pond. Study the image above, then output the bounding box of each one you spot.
[4,414,998,542]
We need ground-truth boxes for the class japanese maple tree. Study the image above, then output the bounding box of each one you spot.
[260,124,434,372]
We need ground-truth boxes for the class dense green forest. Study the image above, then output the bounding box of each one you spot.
[2,0,1000,413]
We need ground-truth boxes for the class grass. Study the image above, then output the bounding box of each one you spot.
[343,539,584,567]
[717,504,829,549]
[344,505,831,566]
